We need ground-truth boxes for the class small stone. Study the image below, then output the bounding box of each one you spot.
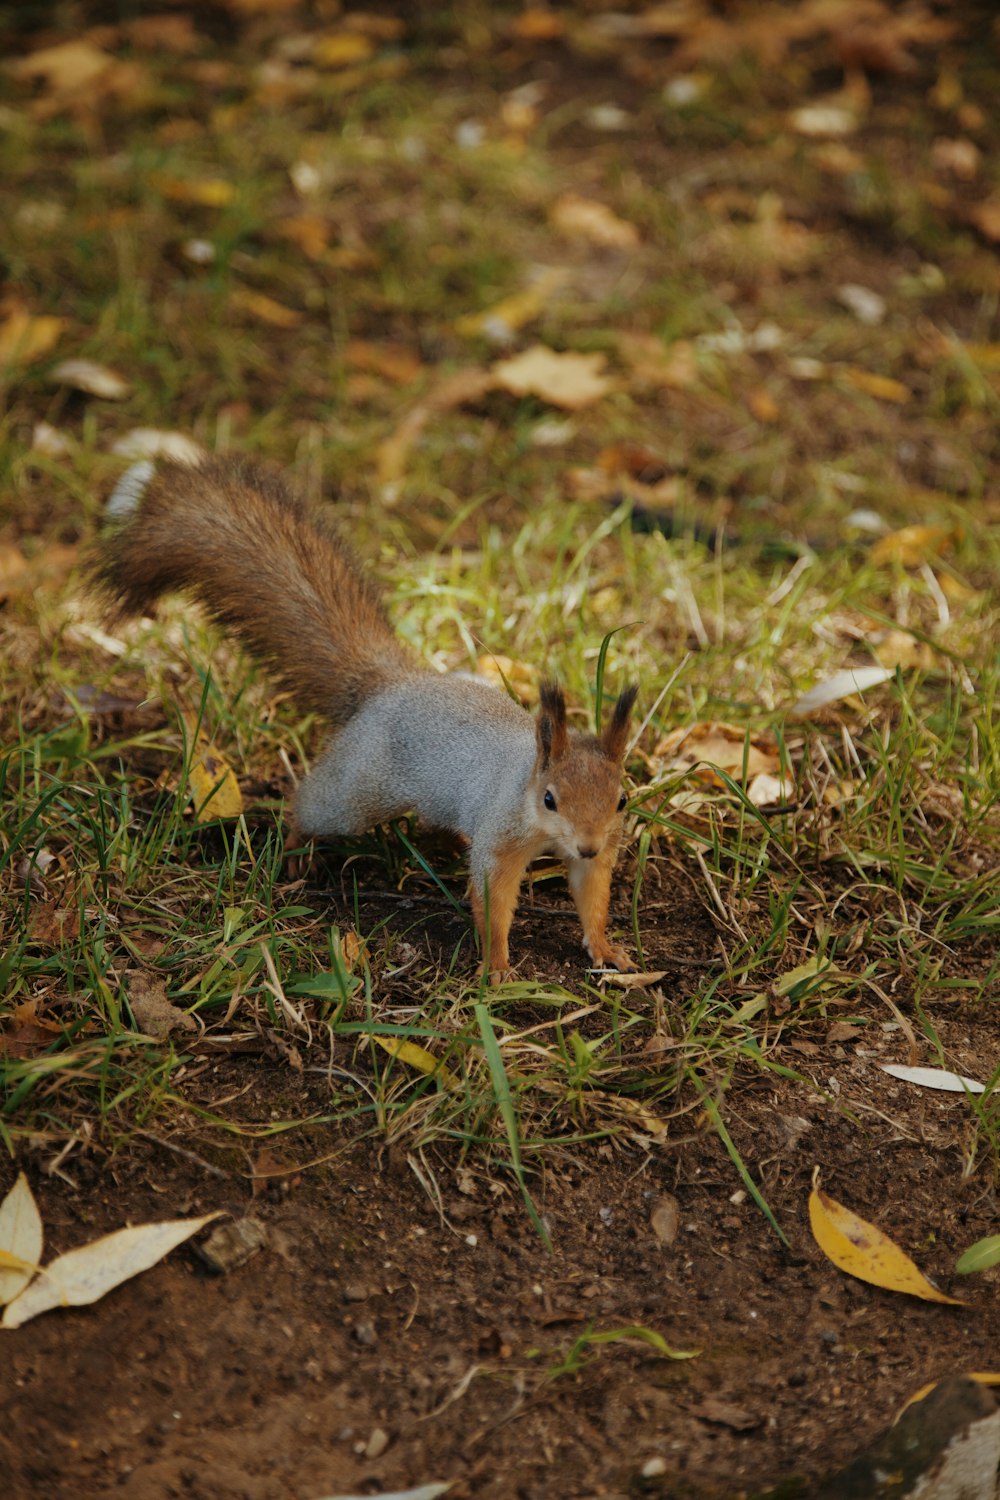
[343,1281,369,1303]
[365,1426,389,1460]
[196,1218,265,1275]
[641,1456,667,1478]
[352,1319,377,1346]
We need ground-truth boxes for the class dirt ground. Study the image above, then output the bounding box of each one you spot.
[3,2,1000,1496]
[3,875,999,1500]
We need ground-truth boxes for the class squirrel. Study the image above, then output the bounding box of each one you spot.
[96,456,639,982]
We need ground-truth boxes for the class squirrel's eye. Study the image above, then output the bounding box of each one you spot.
[617,792,627,812]
[544,789,557,812]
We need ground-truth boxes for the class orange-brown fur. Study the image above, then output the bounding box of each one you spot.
[97,458,420,724]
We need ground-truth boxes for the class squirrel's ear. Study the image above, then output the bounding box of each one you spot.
[536,681,569,767]
[601,685,638,763]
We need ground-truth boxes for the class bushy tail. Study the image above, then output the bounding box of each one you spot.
[96,456,418,724]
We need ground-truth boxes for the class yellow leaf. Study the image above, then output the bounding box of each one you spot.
[2,1213,222,1328]
[0,308,63,369]
[0,1175,44,1307]
[372,1036,459,1090]
[809,1184,964,1304]
[187,749,243,823]
[476,653,539,704]
[455,269,565,340]
[230,288,302,328]
[870,524,958,567]
[313,33,374,68]
[550,194,639,250]
[511,10,566,39]
[152,173,236,207]
[841,367,911,403]
[492,344,612,410]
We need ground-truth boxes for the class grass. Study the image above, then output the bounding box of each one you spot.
[2,8,999,1232]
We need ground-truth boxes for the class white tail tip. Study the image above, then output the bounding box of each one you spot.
[106,460,156,521]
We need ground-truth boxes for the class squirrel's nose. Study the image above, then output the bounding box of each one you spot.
[577,844,598,860]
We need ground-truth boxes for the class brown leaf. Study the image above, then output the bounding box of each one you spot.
[345,339,423,384]
[230,288,302,328]
[28,902,80,948]
[125,971,196,1041]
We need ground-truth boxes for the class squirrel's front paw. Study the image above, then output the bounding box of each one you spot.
[588,941,638,973]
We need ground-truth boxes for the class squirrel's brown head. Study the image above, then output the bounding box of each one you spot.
[532,682,637,862]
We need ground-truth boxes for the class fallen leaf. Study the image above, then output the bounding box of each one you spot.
[617,333,699,390]
[789,103,858,137]
[187,748,243,822]
[345,339,423,384]
[841,367,910,403]
[274,212,331,260]
[746,772,792,807]
[125,971,196,1040]
[692,1397,761,1432]
[230,288,302,328]
[9,40,111,97]
[550,193,639,250]
[880,1064,985,1095]
[747,388,780,423]
[111,429,205,464]
[870,524,958,567]
[790,665,896,717]
[312,32,375,68]
[455,269,565,342]
[931,137,980,181]
[511,10,565,40]
[371,1036,459,1090]
[492,345,612,409]
[592,970,669,989]
[0,1175,44,1306]
[773,956,849,999]
[476,653,539,704]
[50,358,131,400]
[2,1212,223,1328]
[869,628,936,671]
[836,284,886,325]
[969,198,1000,244]
[0,307,64,369]
[809,1183,964,1304]
[28,901,80,947]
[151,174,236,207]
[654,722,790,792]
